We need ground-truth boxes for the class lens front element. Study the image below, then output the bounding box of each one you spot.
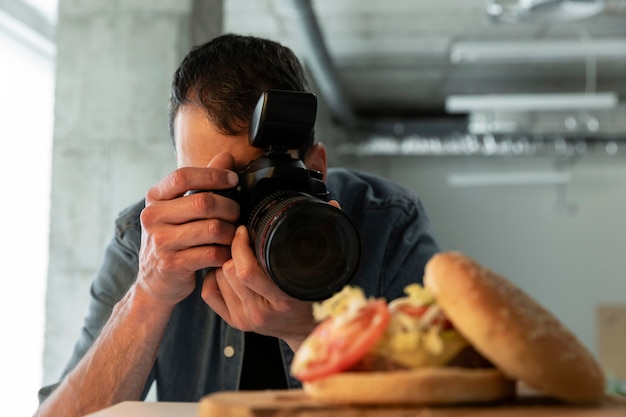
[249,193,360,301]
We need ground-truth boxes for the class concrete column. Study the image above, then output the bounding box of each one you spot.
[43,0,222,385]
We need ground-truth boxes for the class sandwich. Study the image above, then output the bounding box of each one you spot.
[290,251,606,405]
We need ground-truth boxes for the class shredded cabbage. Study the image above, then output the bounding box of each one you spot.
[312,285,368,322]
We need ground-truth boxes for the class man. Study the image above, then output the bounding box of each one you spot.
[35,34,440,416]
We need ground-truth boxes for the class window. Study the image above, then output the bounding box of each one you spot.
[0,4,55,414]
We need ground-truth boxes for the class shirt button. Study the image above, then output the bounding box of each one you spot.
[223,346,235,358]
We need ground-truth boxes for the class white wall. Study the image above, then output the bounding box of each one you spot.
[339,153,626,360]
[0,19,54,417]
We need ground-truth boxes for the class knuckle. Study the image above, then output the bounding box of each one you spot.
[150,231,169,249]
[169,168,190,189]
[204,245,229,265]
[144,186,158,203]
[203,245,218,260]
[191,192,216,213]
[204,218,223,237]
[221,258,237,275]
[248,310,267,329]
[139,206,157,228]
[207,219,237,243]
[236,265,256,284]
[155,253,177,274]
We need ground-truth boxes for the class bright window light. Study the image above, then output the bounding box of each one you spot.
[0,12,55,416]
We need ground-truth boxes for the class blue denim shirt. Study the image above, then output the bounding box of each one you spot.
[39,167,440,402]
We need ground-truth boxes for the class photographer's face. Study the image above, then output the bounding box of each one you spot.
[173,103,328,178]
[173,104,264,170]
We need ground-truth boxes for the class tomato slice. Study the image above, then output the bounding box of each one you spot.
[291,299,390,382]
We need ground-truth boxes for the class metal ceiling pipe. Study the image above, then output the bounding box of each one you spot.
[288,0,358,129]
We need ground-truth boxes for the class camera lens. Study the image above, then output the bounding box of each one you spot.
[248,192,360,301]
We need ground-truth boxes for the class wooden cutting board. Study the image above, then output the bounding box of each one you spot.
[199,389,626,417]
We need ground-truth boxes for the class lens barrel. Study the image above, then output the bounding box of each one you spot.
[248,192,360,301]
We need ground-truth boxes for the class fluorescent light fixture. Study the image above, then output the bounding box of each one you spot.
[450,39,626,63]
[486,0,605,24]
[445,92,618,113]
[447,172,571,187]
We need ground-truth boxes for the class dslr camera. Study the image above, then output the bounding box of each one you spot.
[214,90,360,301]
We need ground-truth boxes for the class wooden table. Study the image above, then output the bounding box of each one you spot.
[200,390,626,417]
[85,390,626,416]
[85,401,197,416]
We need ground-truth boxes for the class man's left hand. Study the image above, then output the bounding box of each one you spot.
[201,225,317,351]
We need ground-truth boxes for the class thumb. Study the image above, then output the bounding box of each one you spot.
[207,152,236,170]
[328,199,342,210]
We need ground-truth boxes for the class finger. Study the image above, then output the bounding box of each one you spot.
[328,199,342,209]
[207,152,236,170]
[168,219,238,249]
[230,225,280,301]
[214,264,243,308]
[146,166,239,204]
[143,232,233,271]
[142,189,240,226]
[212,265,251,329]
[141,219,232,254]
[185,244,233,269]
[206,226,267,311]
[201,269,231,322]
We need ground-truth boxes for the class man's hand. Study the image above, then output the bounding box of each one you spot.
[200,199,345,351]
[35,153,246,417]
[201,224,318,350]
[137,153,241,307]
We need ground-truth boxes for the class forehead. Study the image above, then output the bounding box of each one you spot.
[173,104,261,168]
[173,104,213,138]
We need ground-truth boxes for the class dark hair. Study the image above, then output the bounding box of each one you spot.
[169,34,313,157]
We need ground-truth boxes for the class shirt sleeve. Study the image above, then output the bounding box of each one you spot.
[38,200,152,403]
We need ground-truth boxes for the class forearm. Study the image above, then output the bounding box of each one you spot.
[35,284,174,417]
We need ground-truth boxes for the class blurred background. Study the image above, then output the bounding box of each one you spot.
[2,0,626,414]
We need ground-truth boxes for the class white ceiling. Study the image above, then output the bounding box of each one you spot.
[224,0,626,144]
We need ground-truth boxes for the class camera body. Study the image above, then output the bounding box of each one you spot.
[216,90,360,301]
[223,153,328,230]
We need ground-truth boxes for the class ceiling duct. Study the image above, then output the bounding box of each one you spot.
[282,0,624,158]
[287,0,357,129]
[338,134,625,157]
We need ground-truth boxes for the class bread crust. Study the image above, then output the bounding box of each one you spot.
[424,252,605,404]
[303,367,515,405]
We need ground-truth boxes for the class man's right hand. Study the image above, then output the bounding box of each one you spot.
[136,152,241,307]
